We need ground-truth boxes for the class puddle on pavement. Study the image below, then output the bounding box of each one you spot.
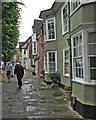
[52,91,63,97]
[37,106,48,111]
[29,92,34,95]
[25,96,30,99]
[26,106,37,112]
[38,100,46,104]
[29,99,37,102]
[27,115,51,119]
[7,97,12,100]
[38,87,45,90]
[35,111,46,115]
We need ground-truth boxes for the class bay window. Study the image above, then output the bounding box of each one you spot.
[72,28,96,84]
[88,32,96,81]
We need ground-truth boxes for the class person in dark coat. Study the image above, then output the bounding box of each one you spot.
[14,62,24,88]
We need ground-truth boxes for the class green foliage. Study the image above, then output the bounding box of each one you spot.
[2,2,23,63]
[0,72,6,83]
[47,72,60,83]
[40,70,45,74]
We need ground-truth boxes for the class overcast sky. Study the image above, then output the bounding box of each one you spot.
[19,0,55,42]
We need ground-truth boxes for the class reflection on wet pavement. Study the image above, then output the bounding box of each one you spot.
[2,70,82,119]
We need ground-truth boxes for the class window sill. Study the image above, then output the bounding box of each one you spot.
[45,71,49,74]
[44,39,56,43]
[45,71,58,74]
[33,54,37,56]
[62,30,68,36]
[72,79,96,86]
[70,4,82,17]
[63,74,70,77]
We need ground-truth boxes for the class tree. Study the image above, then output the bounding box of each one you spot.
[2,2,23,64]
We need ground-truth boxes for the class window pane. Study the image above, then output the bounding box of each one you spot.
[79,35,82,44]
[49,63,55,72]
[64,49,69,75]
[73,38,76,47]
[65,50,69,57]
[79,46,82,56]
[74,37,79,47]
[79,58,83,68]
[89,32,96,43]
[76,68,79,77]
[48,52,56,72]
[89,44,96,55]
[76,37,78,46]
[90,69,96,80]
[75,58,83,68]
[74,47,78,57]
[63,4,68,33]
[90,57,96,67]
[71,0,81,13]
[88,32,96,55]
[65,63,69,67]
[75,59,79,67]
[45,53,47,71]
[82,68,83,78]
[65,67,69,74]
[79,68,82,78]
[75,58,83,78]
[47,19,55,39]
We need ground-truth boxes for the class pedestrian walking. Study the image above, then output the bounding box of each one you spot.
[14,62,24,88]
[5,62,12,82]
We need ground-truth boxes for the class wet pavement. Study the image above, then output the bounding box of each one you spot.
[2,70,82,119]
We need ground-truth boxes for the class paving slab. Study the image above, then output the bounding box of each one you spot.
[2,70,87,119]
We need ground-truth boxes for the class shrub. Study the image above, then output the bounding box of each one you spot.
[47,72,60,83]
[40,70,45,74]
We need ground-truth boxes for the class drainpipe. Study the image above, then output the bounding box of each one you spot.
[67,38,72,88]
[67,2,72,89]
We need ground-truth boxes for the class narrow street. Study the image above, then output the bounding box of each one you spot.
[2,70,82,119]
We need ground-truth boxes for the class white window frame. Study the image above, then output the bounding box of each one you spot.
[70,0,82,15]
[85,29,96,83]
[61,3,68,35]
[71,28,96,86]
[63,48,70,77]
[46,17,56,42]
[44,50,57,73]
[32,41,37,55]
[71,30,84,82]
[70,0,96,16]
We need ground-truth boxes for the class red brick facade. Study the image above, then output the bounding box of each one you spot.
[35,30,44,77]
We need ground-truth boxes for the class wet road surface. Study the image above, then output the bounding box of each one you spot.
[2,70,82,119]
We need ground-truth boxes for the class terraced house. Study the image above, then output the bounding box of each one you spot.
[39,0,96,119]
